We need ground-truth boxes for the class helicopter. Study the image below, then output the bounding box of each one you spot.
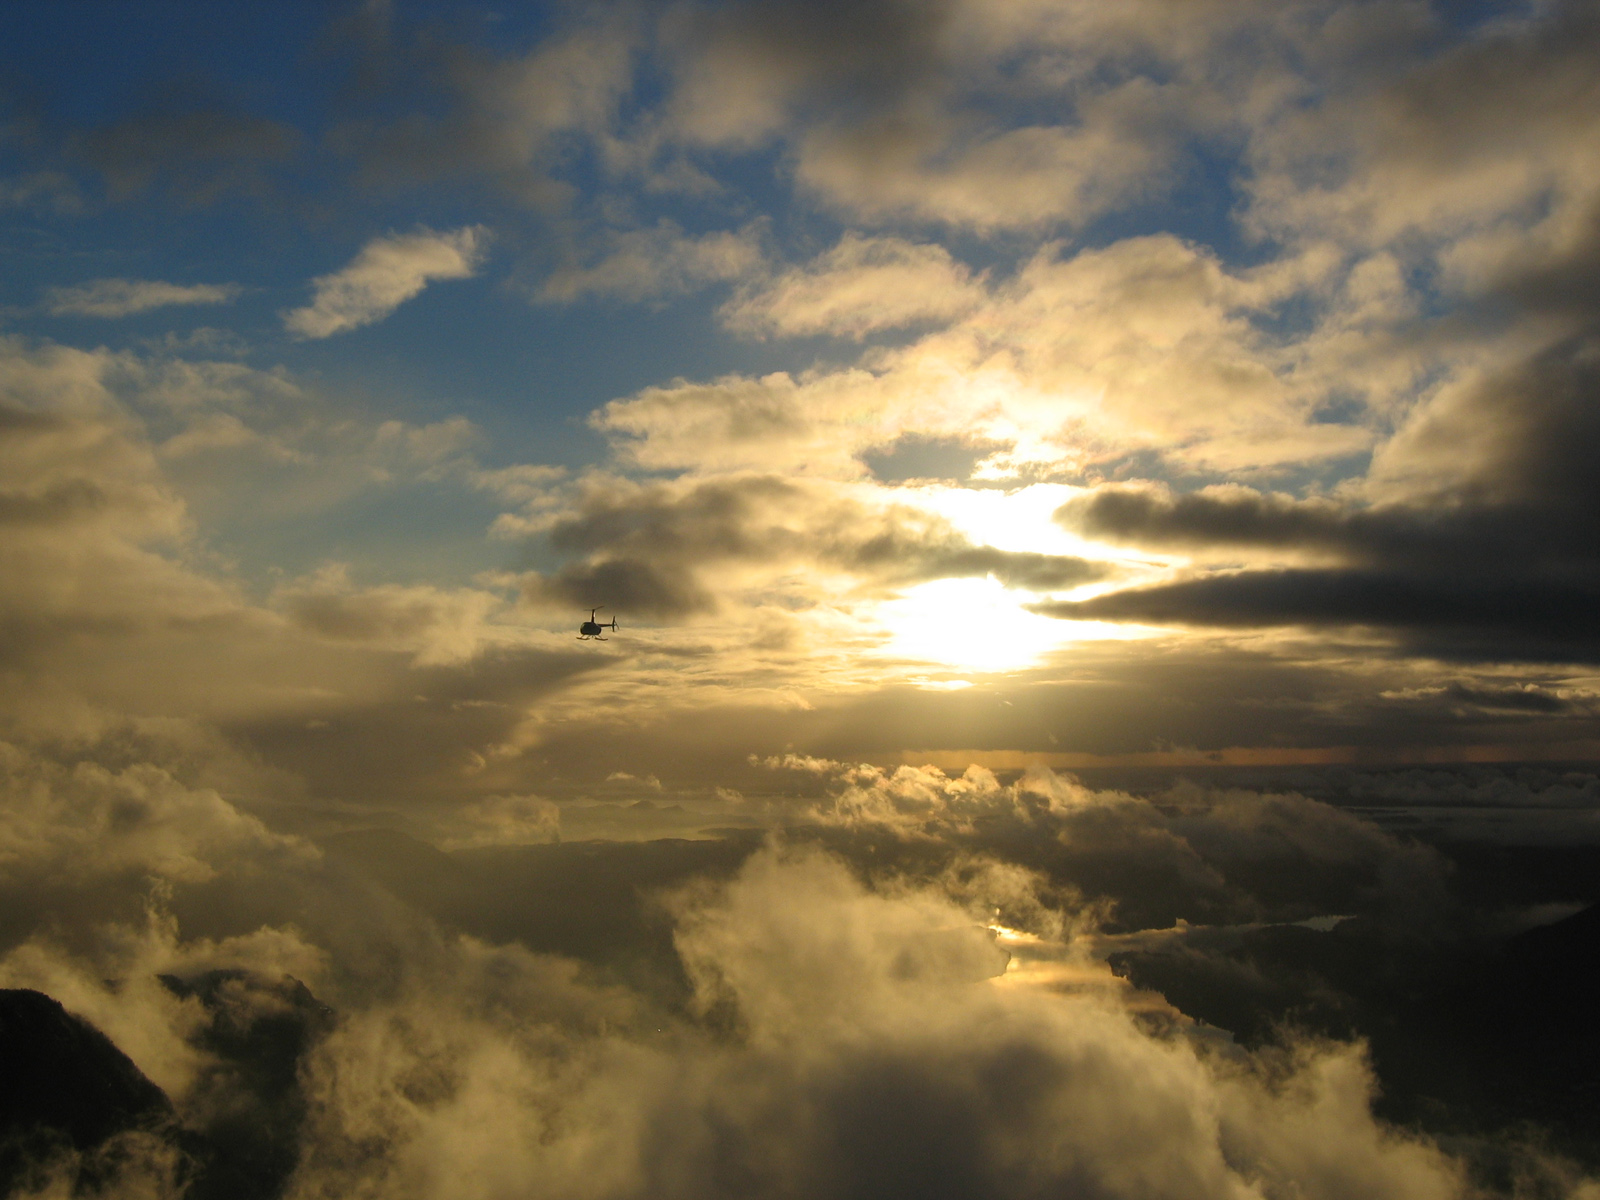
[578,607,618,640]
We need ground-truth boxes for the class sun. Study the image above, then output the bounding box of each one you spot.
[873,576,1067,674]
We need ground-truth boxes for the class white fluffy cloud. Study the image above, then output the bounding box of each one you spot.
[284,227,488,339]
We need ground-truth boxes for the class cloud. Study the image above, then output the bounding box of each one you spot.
[1366,332,1600,519]
[721,233,986,339]
[1284,764,1600,811]
[438,793,561,850]
[0,313,1540,823]
[1379,683,1584,719]
[0,334,653,844]
[0,338,505,710]
[594,235,1367,478]
[0,337,239,658]
[793,85,1187,231]
[0,735,335,1113]
[1033,570,1600,661]
[0,169,83,216]
[12,8,1600,1183]
[540,221,765,303]
[273,565,507,667]
[43,279,242,319]
[3,760,1585,1200]
[73,106,301,205]
[1048,326,1600,663]
[278,843,1467,1200]
[283,227,488,339]
[0,352,1587,1195]
[0,335,597,827]
[0,740,299,901]
[1060,483,1360,555]
[652,0,1264,231]
[516,472,1106,618]
[343,0,1194,231]
[658,0,960,150]
[1242,0,1600,260]
[330,14,637,205]
[219,644,608,812]
[223,0,1272,234]
[763,760,1450,932]
[1055,479,1580,577]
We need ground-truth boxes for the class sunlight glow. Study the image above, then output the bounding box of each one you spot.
[875,576,1067,673]
[910,483,1089,555]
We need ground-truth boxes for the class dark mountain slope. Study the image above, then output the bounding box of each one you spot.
[0,988,178,1194]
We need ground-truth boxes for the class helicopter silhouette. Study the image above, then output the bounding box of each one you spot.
[578,607,618,640]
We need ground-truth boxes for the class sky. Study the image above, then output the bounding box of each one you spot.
[3,1,1600,1197]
